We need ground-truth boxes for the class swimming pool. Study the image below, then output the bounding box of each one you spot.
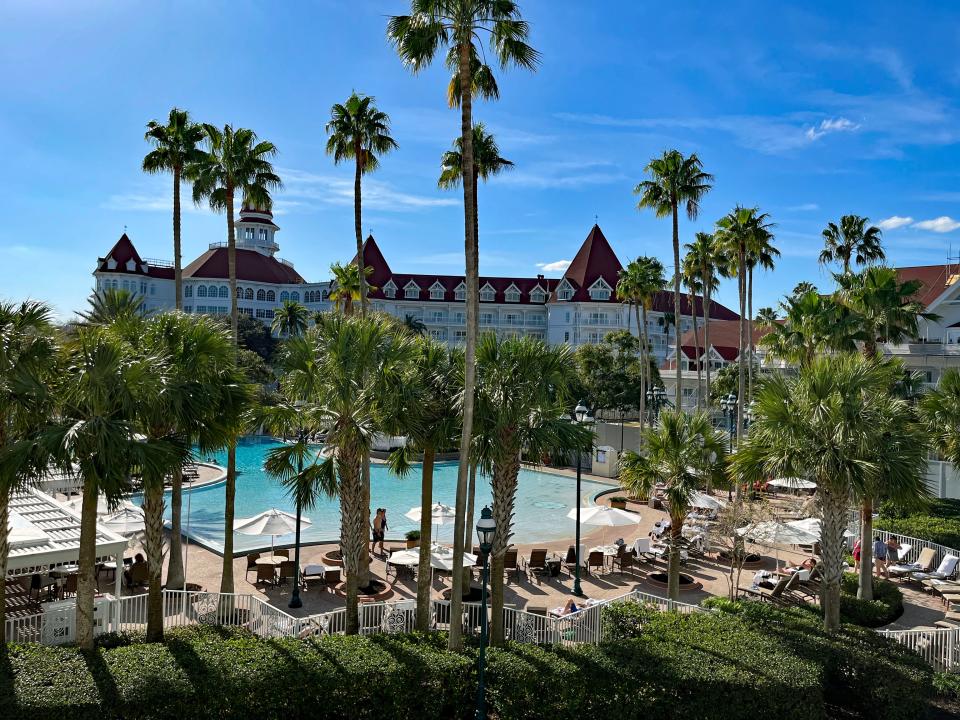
[165,436,613,554]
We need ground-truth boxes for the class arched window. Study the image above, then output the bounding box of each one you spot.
[236,286,244,299]
[244,288,254,300]
[280,291,289,302]
[184,285,193,298]
[256,289,266,301]
[266,290,275,302]
[150,284,156,296]
[111,279,118,290]
[290,291,299,302]
[197,286,208,298]
[219,286,228,298]
[207,285,218,297]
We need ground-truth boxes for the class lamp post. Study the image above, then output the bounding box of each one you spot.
[288,425,307,609]
[474,506,495,720]
[646,386,666,425]
[570,401,590,597]
[720,393,737,501]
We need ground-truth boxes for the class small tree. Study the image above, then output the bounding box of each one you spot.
[711,495,774,599]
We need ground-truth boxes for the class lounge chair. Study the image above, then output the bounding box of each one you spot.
[323,568,341,590]
[245,553,260,581]
[741,573,799,604]
[301,564,325,588]
[522,549,549,584]
[255,563,276,586]
[912,555,960,583]
[503,549,520,583]
[562,545,586,576]
[632,538,655,563]
[278,560,298,585]
[888,547,936,579]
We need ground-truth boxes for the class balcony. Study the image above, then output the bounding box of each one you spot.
[502,317,524,326]
[526,317,547,326]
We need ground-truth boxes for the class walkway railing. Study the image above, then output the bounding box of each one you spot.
[872,529,960,571]
[878,626,960,671]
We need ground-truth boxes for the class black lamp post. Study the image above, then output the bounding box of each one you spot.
[571,401,589,598]
[646,386,666,424]
[288,426,307,609]
[720,393,737,501]
[474,506,495,720]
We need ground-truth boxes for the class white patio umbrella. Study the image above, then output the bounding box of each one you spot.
[737,520,819,570]
[234,508,312,556]
[689,492,726,510]
[405,503,457,544]
[768,477,817,490]
[102,506,145,537]
[567,505,641,547]
[787,517,854,540]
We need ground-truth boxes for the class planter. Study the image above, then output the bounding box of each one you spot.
[646,571,702,592]
[321,549,343,567]
[610,498,628,510]
[406,539,419,549]
[332,578,394,603]
[718,550,764,569]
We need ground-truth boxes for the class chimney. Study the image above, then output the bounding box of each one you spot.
[537,274,545,281]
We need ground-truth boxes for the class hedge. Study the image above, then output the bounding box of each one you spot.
[0,609,936,720]
[876,498,960,549]
[838,573,904,627]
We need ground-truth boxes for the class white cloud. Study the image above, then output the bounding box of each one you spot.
[805,117,860,141]
[497,160,627,190]
[102,192,213,215]
[787,203,819,212]
[537,259,572,273]
[877,215,914,230]
[277,167,460,212]
[913,216,960,233]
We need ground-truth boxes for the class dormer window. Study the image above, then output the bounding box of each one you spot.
[404,281,420,299]
[125,259,137,271]
[480,283,496,302]
[106,257,117,270]
[430,281,446,300]
[455,282,466,301]
[556,280,574,301]
[588,278,612,301]
[504,284,521,303]
[530,286,546,304]
[383,281,397,299]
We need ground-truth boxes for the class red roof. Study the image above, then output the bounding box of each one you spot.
[555,224,623,302]
[895,264,953,308]
[183,247,305,284]
[677,319,772,361]
[96,234,174,280]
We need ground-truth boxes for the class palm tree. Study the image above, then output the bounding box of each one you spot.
[755,307,778,329]
[0,301,59,643]
[745,227,778,400]
[472,334,588,644]
[272,299,309,338]
[325,93,398,315]
[620,410,726,599]
[40,327,177,649]
[921,369,960,468]
[437,123,514,262]
[296,313,416,633]
[682,268,704,408]
[389,0,538,650]
[792,281,817,298]
[634,150,714,409]
[80,288,148,326]
[142,108,206,309]
[132,313,249,639]
[733,354,928,631]
[760,291,858,367]
[715,206,773,442]
[684,232,724,406]
[387,339,460,630]
[403,314,427,335]
[191,124,281,595]
[329,262,375,316]
[617,257,666,428]
[820,215,885,275]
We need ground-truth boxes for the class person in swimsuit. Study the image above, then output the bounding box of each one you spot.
[371,508,387,555]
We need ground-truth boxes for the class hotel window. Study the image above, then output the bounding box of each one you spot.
[266,290,275,302]
[197,285,208,298]
[589,312,609,325]
[196,306,207,314]
[454,329,467,342]
[218,286,228,298]
[564,331,570,343]
[111,279,118,290]
[240,308,253,317]
[184,285,193,298]
[184,306,192,313]
[430,284,445,300]
[557,286,572,301]
[505,287,520,303]
[236,287,244,299]
[530,289,545,303]
[257,289,266,301]
[453,312,465,324]
[150,284,156,296]
[480,312,494,325]
[480,286,495,302]
[429,310,445,323]
[245,288,254,300]
[504,313,521,325]
[383,283,396,298]
[259,229,268,241]
[429,329,447,341]
[589,287,611,301]
[455,284,466,301]
[404,283,420,299]
[280,291,289,302]
[245,228,254,240]
[290,291,299,302]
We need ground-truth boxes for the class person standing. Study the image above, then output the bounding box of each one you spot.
[872,535,888,579]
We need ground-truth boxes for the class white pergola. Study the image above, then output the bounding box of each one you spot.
[7,487,128,627]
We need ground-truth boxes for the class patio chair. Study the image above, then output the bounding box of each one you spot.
[129,562,149,588]
[632,537,655,563]
[62,574,78,599]
[323,568,341,591]
[522,548,549,584]
[562,545,586,576]
[255,563,276,586]
[587,551,605,576]
[245,553,261,581]
[613,552,639,576]
[278,560,298,585]
[888,547,936,579]
[503,549,520,584]
[741,575,790,603]
[274,549,290,559]
[911,555,960,584]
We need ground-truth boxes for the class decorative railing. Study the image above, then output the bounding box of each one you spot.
[871,529,960,573]
[877,627,960,671]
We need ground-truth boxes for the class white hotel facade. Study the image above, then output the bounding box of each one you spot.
[93,207,738,365]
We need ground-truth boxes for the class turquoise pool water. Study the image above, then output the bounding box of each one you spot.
[166,436,612,554]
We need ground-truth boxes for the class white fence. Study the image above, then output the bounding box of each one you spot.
[878,626,960,671]
[872,529,960,572]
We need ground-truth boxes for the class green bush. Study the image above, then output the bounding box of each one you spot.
[877,498,960,549]
[837,574,904,627]
[933,671,960,699]
[0,613,936,720]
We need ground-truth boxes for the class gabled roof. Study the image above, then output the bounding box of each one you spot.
[95,234,174,280]
[184,247,305,284]
[895,264,955,309]
[677,320,772,361]
[554,225,622,302]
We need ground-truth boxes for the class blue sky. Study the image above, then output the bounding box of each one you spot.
[4,1,960,319]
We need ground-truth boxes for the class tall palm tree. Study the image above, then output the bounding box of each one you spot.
[132,313,249,639]
[617,256,666,428]
[760,290,858,368]
[295,313,416,633]
[620,409,726,599]
[389,0,538,650]
[682,263,704,409]
[684,232,724,405]
[792,281,817,298]
[192,124,281,595]
[0,301,59,643]
[472,334,588,644]
[388,339,460,630]
[745,226,779,400]
[715,206,773,442]
[329,262,375,316]
[437,123,514,259]
[755,307,778,329]
[634,150,713,408]
[819,215,885,275]
[325,93,398,315]
[142,108,206,310]
[272,299,310,338]
[732,354,928,632]
[40,327,177,649]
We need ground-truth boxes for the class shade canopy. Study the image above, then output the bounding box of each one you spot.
[788,517,854,540]
[768,477,817,490]
[388,548,477,571]
[234,508,311,537]
[102,506,145,537]
[404,503,457,525]
[689,492,726,510]
[737,520,818,546]
[567,505,641,527]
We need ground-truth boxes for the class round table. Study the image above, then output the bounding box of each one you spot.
[256,556,286,566]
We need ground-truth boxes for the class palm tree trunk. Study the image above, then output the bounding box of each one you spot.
[691,291,702,409]
[736,247,746,457]
[166,467,184,589]
[672,201,682,409]
[415,446,435,631]
[464,461,477,551]
[668,514,682,600]
[143,479,165,642]
[637,304,646,431]
[858,498,874,601]
[820,486,846,633]
[358,455,372,589]
[448,39,477,652]
[354,141,367,316]
[748,266,754,402]
[704,271,712,406]
[173,166,182,311]
[221,189,238,596]
[76,476,99,650]
[490,451,519,646]
[339,444,363,634]
[0,493,8,644]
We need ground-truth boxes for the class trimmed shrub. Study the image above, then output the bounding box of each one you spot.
[838,574,904,627]
[877,498,960,549]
